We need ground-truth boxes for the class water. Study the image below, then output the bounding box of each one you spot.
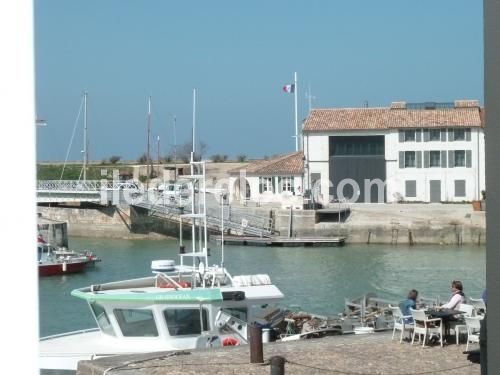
[39,237,486,337]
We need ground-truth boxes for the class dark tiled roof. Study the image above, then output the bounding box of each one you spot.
[304,101,483,132]
[228,152,304,176]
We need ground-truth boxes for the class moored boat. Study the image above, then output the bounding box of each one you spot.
[37,236,100,277]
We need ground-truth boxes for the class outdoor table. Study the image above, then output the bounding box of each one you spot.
[427,309,464,343]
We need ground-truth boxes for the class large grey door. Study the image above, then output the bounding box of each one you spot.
[429,180,441,203]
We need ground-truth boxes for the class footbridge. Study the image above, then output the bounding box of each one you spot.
[36,180,139,204]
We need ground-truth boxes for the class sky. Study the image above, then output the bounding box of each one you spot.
[35,0,484,162]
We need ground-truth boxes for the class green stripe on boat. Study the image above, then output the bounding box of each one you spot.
[71,288,223,303]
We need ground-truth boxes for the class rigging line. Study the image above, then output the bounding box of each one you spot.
[59,96,84,181]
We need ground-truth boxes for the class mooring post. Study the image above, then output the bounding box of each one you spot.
[270,356,286,375]
[480,315,487,375]
[249,322,263,364]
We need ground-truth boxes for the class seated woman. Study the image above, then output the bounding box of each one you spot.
[441,280,466,310]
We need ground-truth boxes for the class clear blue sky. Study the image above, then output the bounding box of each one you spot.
[35,0,483,162]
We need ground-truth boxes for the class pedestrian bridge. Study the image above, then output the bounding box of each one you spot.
[36,180,138,204]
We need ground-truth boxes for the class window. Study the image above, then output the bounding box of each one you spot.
[90,302,116,336]
[455,180,466,197]
[404,130,416,142]
[404,151,416,168]
[163,308,208,336]
[262,177,272,192]
[282,177,292,192]
[114,308,158,337]
[405,180,417,198]
[221,307,247,322]
[454,150,466,167]
[454,129,466,141]
[429,129,441,141]
[430,151,441,167]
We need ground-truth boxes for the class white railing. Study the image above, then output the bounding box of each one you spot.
[37,180,140,192]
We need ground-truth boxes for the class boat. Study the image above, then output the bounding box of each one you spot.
[37,235,100,277]
[39,159,286,372]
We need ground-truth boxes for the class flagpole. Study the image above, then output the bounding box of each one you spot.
[294,72,298,151]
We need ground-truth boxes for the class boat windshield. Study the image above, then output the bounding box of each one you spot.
[89,302,116,336]
[163,308,208,336]
[114,308,158,337]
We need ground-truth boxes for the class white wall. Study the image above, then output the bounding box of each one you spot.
[305,127,485,204]
[388,128,485,202]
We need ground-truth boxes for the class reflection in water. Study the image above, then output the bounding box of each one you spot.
[39,238,485,337]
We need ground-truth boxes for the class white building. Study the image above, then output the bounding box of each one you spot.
[303,100,485,203]
[227,152,304,208]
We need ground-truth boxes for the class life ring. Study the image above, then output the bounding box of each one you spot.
[157,280,191,288]
[222,337,239,346]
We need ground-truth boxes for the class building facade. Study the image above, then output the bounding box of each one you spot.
[303,100,485,204]
[228,152,304,208]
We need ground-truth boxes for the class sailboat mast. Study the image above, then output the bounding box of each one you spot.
[146,96,151,189]
[83,92,88,181]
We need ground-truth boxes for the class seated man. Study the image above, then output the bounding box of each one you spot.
[440,280,466,310]
[399,289,418,323]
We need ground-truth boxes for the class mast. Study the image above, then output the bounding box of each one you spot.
[192,89,196,160]
[83,91,88,180]
[173,115,177,183]
[294,72,298,152]
[146,96,151,190]
[157,135,160,177]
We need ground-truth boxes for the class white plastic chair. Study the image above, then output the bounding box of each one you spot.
[410,308,443,347]
[465,316,481,351]
[469,298,486,315]
[389,305,414,343]
[454,303,475,345]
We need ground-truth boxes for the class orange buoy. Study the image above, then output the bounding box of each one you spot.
[222,337,238,346]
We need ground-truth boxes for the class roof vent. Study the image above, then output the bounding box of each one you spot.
[454,100,479,108]
[390,101,406,109]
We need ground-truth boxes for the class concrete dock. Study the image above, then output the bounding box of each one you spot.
[76,332,479,374]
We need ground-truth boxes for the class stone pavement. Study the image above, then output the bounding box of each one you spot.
[77,332,480,374]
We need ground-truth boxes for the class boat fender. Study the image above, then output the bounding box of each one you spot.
[222,337,238,346]
[62,262,67,272]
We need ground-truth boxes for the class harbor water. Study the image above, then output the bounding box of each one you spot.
[39,237,485,337]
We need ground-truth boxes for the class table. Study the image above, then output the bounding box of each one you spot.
[427,309,464,343]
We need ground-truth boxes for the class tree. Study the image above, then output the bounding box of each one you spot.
[137,153,148,164]
[236,154,247,162]
[109,155,121,164]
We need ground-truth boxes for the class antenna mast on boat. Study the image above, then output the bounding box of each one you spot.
[82,91,88,181]
[173,115,177,183]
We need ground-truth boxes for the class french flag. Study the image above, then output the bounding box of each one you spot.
[283,84,295,93]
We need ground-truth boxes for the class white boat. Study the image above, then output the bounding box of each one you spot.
[39,160,285,372]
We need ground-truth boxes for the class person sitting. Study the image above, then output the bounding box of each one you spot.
[440,280,466,310]
[399,289,418,323]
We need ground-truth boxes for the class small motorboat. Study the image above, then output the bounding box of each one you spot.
[37,235,100,277]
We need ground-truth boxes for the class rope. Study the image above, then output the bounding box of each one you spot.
[285,359,475,375]
[59,96,84,181]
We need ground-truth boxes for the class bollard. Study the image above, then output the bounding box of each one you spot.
[480,315,487,375]
[249,322,263,363]
[270,356,286,375]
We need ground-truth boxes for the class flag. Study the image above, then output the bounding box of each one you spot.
[283,84,295,93]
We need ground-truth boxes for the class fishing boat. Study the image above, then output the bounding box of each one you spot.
[37,235,100,277]
[39,160,286,372]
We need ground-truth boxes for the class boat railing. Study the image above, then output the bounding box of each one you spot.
[40,327,100,341]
